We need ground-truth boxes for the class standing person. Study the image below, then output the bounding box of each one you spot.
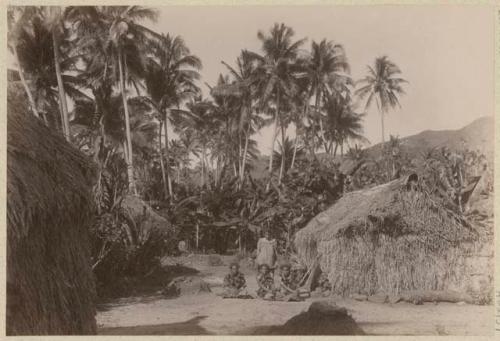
[256,229,277,273]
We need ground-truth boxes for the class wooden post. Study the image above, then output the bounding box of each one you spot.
[196,223,199,250]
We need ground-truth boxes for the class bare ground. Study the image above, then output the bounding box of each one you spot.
[97,254,494,336]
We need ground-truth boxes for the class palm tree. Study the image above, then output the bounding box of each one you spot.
[72,94,158,198]
[44,6,71,141]
[323,95,367,156]
[385,134,402,179]
[169,138,194,184]
[141,33,201,200]
[14,12,89,131]
[355,56,407,143]
[108,6,160,194]
[179,97,218,188]
[248,23,306,186]
[69,6,160,193]
[7,7,41,120]
[305,39,350,151]
[215,50,259,187]
[272,136,304,174]
[346,144,366,162]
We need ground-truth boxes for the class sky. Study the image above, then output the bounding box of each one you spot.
[148,5,494,156]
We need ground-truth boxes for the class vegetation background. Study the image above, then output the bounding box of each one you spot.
[6,5,494,299]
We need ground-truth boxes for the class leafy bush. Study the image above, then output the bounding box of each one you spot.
[89,149,177,298]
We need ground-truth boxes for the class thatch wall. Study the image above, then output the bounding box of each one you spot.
[7,85,97,335]
[295,175,492,300]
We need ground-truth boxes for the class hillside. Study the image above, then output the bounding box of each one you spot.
[365,116,494,162]
[250,116,494,179]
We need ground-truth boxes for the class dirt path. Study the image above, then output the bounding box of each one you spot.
[97,255,494,335]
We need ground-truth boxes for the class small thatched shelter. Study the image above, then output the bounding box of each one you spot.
[121,195,171,234]
[7,85,97,334]
[295,174,492,300]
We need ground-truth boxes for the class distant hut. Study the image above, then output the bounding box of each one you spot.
[7,85,97,334]
[295,174,492,300]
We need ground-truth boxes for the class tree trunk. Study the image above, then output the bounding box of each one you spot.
[201,145,207,188]
[290,134,299,170]
[196,223,199,250]
[380,110,386,144]
[278,91,286,185]
[122,140,128,164]
[233,162,238,177]
[240,124,251,187]
[266,112,279,191]
[13,47,41,120]
[158,122,169,201]
[315,89,328,152]
[52,29,70,141]
[163,112,173,200]
[301,101,313,158]
[278,150,285,185]
[118,48,136,194]
[238,232,242,254]
[238,133,242,178]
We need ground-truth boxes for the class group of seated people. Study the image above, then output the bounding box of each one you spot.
[222,261,309,301]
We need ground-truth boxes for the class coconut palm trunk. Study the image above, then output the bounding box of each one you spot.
[163,111,173,200]
[239,124,251,186]
[266,113,279,191]
[158,122,169,201]
[52,30,70,141]
[315,89,328,152]
[238,134,243,178]
[278,116,286,184]
[201,145,207,187]
[13,47,40,120]
[380,110,386,144]
[290,134,299,170]
[117,49,137,194]
[233,162,238,177]
[303,102,316,158]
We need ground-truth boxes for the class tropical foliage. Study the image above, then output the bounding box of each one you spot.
[8,6,417,297]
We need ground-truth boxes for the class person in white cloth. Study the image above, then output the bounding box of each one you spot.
[256,229,277,273]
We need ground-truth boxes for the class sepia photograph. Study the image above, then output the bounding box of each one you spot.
[4,3,496,336]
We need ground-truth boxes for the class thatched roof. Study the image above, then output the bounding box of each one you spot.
[294,173,485,297]
[7,92,95,240]
[121,195,172,234]
[7,84,97,334]
[296,174,421,242]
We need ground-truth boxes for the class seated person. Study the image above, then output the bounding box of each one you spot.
[256,264,275,300]
[317,272,332,295]
[276,263,302,302]
[291,263,313,299]
[291,264,307,287]
[222,262,248,298]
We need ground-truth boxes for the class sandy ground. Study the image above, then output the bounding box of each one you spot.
[97,254,494,335]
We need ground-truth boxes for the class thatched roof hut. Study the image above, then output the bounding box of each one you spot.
[295,174,490,299]
[7,85,97,335]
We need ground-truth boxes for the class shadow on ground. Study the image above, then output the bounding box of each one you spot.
[97,264,200,311]
[98,316,212,335]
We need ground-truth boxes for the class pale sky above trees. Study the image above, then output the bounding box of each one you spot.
[149,5,494,154]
